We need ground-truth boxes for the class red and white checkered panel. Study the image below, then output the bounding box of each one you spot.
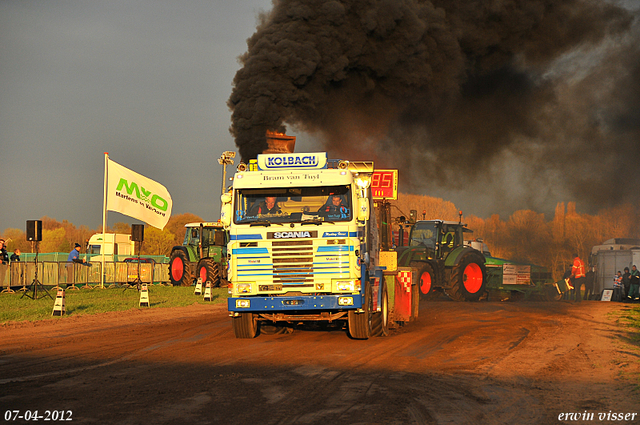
[397,271,411,293]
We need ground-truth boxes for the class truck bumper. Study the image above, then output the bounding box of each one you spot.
[228,293,364,313]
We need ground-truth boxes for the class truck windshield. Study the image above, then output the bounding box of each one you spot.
[234,185,352,224]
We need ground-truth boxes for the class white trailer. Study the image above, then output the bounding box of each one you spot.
[591,238,640,294]
[87,233,136,262]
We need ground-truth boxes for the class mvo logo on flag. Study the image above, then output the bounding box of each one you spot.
[106,158,172,229]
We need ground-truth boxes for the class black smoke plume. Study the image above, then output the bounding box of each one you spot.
[228,0,638,216]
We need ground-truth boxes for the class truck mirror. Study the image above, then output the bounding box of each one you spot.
[220,193,232,226]
[357,197,370,221]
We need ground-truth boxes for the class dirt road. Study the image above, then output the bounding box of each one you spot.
[1,300,638,424]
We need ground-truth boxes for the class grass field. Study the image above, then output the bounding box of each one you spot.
[0,285,228,324]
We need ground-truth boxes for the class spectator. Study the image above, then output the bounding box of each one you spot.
[628,265,640,302]
[9,248,24,289]
[571,253,586,303]
[584,266,595,300]
[10,248,21,262]
[66,243,87,287]
[612,271,624,302]
[0,239,8,288]
[622,267,631,299]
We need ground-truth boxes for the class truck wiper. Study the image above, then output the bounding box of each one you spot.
[250,220,273,227]
[301,219,334,225]
[249,220,284,227]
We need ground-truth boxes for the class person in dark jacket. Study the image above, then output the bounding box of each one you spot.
[628,265,640,302]
[584,267,595,300]
[318,195,349,219]
[622,267,631,299]
[10,249,21,262]
[0,239,8,288]
[249,197,281,216]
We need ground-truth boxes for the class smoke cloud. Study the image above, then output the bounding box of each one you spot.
[228,0,639,217]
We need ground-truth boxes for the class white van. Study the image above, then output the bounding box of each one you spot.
[87,233,136,262]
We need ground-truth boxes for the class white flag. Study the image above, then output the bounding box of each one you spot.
[106,158,172,229]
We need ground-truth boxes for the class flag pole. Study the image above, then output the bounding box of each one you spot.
[101,152,108,289]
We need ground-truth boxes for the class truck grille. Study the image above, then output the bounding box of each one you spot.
[272,241,314,284]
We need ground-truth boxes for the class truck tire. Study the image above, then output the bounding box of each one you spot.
[371,282,389,337]
[169,250,192,287]
[446,252,486,302]
[232,312,258,338]
[197,258,220,287]
[348,283,372,339]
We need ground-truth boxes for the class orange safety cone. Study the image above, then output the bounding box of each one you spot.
[194,277,203,296]
[203,281,213,301]
[139,284,150,307]
[52,288,66,316]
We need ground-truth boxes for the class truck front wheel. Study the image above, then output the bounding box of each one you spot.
[169,250,192,287]
[233,312,258,338]
[348,283,372,339]
[447,252,487,302]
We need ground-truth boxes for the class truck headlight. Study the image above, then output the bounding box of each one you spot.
[338,297,354,306]
[336,280,355,291]
[236,299,250,308]
[236,283,251,294]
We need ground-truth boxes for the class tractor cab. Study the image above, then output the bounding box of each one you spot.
[408,220,471,260]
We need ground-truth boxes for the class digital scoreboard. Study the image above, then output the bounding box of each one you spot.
[371,169,398,200]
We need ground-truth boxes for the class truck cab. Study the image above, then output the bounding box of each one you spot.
[221,152,388,339]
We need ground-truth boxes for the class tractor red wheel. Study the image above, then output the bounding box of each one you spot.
[169,250,192,287]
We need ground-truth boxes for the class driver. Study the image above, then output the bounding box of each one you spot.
[250,196,281,215]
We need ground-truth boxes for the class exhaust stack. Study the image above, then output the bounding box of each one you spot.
[264,130,296,154]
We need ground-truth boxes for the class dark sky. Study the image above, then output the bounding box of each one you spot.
[0,0,288,232]
[228,0,640,220]
[2,0,639,235]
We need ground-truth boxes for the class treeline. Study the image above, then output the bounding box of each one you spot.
[0,213,205,257]
[394,194,640,279]
[3,195,638,279]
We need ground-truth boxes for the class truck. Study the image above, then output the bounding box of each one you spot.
[220,152,390,339]
[168,222,229,287]
[395,219,488,301]
[87,233,135,262]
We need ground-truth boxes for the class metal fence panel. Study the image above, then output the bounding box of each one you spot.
[4,260,171,288]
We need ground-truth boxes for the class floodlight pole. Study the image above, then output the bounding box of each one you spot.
[218,151,236,197]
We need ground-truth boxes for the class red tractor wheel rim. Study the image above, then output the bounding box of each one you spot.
[199,267,207,283]
[171,258,184,281]
[420,271,432,294]
[463,263,483,293]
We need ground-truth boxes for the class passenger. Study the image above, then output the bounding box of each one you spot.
[318,195,348,218]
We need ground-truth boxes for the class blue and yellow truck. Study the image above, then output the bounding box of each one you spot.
[220,152,390,339]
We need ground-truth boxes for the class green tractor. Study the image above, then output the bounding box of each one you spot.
[168,222,228,287]
[396,220,487,301]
